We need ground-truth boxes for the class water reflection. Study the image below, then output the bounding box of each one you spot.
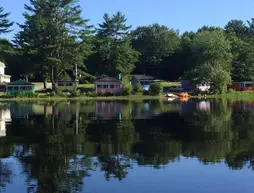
[0,100,254,192]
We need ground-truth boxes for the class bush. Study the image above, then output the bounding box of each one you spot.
[71,89,81,97]
[133,83,143,94]
[149,82,162,95]
[15,92,39,98]
[122,82,132,96]
[85,91,97,97]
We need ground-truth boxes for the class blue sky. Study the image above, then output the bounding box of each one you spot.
[1,0,254,39]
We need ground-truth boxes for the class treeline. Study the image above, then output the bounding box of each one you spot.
[1,0,254,93]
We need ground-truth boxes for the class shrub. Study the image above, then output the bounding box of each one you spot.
[85,91,97,97]
[133,83,143,94]
[71,89,81,97]
[122,82,132,96]
[149,82,162,95]
[15,92,39,98]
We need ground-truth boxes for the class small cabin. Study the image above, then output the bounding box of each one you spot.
[181,80,210,92]
[231,81,254,91]
[6,80,35,96]
[131,75,155,91]
[56,80,77,92]
[95,77,122,94]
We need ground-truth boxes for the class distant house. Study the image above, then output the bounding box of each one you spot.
[231,81,254,91]
[6,80,35,96]
[131,75,155,91]
[95,77,122,94]
[56,80,76,92]
[0,61,11,84]
[181,80,210,92]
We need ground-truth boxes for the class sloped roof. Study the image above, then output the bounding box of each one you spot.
[0,61,6,68]
[95,77,122,83]
[8,80,34,85]
[132,74,155,80]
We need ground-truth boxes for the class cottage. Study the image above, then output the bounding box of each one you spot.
[56,80,76,92]
[95,77,122,94]
[0,61,11,84]
[6,80,35,96]
[231,81,254,91]
[181,80,210,92]
[131,75,155,91]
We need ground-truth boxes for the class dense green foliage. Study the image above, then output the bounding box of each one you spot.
[1,1,254,93]
[149,82,162,95]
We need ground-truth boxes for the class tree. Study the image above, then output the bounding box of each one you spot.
[185,29,232,93]
[131,24,180,76]
[224,20,254,81]
[0,7,14,63]
[225,20,247,39]
[15,0,93,90]
[0,7,13,34]
[88,12,139,77]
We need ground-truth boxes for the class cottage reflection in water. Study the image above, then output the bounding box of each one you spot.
[0,107,11,137]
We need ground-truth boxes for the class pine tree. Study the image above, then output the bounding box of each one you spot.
[0,7,13,34]
[91,12,139,77]
[15,0,93,90]
[0,7,14,62]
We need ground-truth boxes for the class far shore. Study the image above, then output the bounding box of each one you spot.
[1,91,254,103]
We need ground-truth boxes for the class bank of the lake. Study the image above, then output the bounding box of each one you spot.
[0,95,164,102]
[203,91,254,100]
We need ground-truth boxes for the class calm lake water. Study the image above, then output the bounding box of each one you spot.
[0,99,254,193]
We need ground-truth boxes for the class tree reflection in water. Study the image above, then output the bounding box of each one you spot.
[0,99,254,192]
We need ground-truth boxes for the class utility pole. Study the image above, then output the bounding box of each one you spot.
[75,63,78,86]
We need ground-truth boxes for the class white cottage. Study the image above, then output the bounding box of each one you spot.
[0,61,11,83]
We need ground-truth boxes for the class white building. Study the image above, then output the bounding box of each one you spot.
[0,61,11,83]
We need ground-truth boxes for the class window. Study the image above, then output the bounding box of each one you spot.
[103,85,108,89]
[115,84,120,88]
[68,83,73,86]
[97,84,102,88]
[8,86,13,90]
[14,86,19,90]
[110,85,114,89]
[245,84,253,88]
[25,86,32,90]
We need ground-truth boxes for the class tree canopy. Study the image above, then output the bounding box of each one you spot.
[1,1,254,93]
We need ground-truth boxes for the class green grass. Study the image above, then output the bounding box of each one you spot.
[78,84,95,89]
[160,81,180,87]
[205,91,254,100]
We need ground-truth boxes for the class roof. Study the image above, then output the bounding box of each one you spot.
[132,74,155,80]
[0,61,6,68]
[8,80,34,86]
[95,77,122,83]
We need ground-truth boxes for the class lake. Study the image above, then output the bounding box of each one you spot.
[0,99,254,193]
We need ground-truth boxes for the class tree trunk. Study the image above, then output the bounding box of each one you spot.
[51,66,57,92]
[43,80,47,89]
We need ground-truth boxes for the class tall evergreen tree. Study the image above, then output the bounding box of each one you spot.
[0,7,13,34]
[87,12,139,77]
[15,0,93,89]
[0,7,14,62]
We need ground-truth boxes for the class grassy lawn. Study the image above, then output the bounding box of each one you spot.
[160,81,180,87]
[78,84,95,89]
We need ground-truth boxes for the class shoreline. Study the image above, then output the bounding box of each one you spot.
[0,95,164,102]
[1,91,254,102]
